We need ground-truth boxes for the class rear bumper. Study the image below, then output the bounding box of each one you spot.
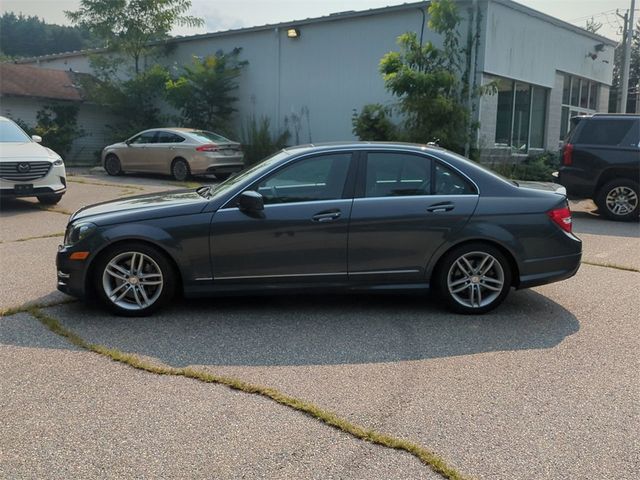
[558,167,595,199]
[518,251,582,289]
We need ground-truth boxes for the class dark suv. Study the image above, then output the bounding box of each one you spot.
[559,114,639,221]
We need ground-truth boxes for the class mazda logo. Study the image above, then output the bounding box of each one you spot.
[17,163,31,173]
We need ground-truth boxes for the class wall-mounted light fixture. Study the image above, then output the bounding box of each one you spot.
[287,28,300,39]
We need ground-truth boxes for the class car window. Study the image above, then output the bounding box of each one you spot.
[189,130,232,144]
[435,163,476,195]
[255,153,351,205]
[365,153,431,197]
[575,119,638,146]
[130,131,157,144]
[156,132,185,143]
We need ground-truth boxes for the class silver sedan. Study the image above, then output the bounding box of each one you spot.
[102,128,244,181]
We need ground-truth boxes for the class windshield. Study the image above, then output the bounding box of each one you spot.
[0,120,32,143]
[209,150,292,199]
[189,130,233,144]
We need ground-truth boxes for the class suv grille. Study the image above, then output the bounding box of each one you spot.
[0,161,52,181]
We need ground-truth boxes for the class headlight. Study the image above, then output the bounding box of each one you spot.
[53,158,64,166]
[64,222,97,246]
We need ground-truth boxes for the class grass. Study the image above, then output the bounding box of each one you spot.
[67,177,146,191]
[581,260,640,273]
[1,303,470,480]
[0,232,65,245]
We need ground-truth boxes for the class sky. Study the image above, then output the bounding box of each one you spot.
[1,0,634,42]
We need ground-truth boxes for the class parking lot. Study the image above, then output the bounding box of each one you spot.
[1,171,638,479]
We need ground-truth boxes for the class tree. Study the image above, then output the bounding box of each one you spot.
[17,104,85,158]
[609,20,640,112]
[0,12,98,58]
[80,64,171,140]
[66,0,203,73]
[165,50,248,134]
[353,0,491,153]
[585,17,602,34]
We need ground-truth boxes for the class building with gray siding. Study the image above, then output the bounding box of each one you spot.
[16,0,615,163]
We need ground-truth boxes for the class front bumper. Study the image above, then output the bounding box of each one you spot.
[0,163,67,198]
[56,246,90,298]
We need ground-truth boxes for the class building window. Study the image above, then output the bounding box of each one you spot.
[559,73,599,140]
[494,77,548,151]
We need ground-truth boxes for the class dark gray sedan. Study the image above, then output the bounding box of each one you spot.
[57,143,582,316]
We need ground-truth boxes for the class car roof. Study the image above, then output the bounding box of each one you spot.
[282,141,448,156]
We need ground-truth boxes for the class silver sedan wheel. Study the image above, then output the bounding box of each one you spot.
[447,251,505,309]
[605,186,638,216]
[102,251,163,311]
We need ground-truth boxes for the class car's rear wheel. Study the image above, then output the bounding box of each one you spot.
[436,243,512,314]
[596,179,639,221]
[171,158,191,181]
[37,193,63,205]
[105,154,123,176]
[94,243,176,316]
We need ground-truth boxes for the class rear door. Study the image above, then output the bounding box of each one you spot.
[348,151,479,283]
[152,131,186,174]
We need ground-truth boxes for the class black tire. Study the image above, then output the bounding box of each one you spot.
[37,193,63,205]
[435,242,512,315]
[171,158,191,181]
[104,154,123,176]
[94,242,177,317]
[215,172,232,181]
[595,179,639,222]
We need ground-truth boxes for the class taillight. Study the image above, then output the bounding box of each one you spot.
[562,143,573,166]
[548,206,572,233]
[196,143,219,152]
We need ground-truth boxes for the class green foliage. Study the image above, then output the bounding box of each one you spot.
[165,50,248,134]
[377,0,469,152]
[0,12,98,58]
[240,116,290,166]
[66,0,203,73]
[16,104,85,158]
[80,64,170,141]
[351,104,397,141]
[489,152,560,182]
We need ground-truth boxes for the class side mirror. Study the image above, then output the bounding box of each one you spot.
[125,140,131,146]
[31,135,42,143]
[238,190,264,212]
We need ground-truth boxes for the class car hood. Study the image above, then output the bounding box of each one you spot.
[0,141,60,161]
[71,189,209,225]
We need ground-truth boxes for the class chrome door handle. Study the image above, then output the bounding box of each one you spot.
[312,210,341,222]
[427,202,455,213]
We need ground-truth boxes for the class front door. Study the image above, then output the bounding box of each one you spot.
[210,152,354,282]
[348,151,479,283]
[121,131,156,171]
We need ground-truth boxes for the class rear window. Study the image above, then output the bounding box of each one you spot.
[189,130,232,144]
[574,119,639,146]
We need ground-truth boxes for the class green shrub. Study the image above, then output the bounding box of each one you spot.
[488,152,560,182]
[352,104,397,141]
[240,115,290,166]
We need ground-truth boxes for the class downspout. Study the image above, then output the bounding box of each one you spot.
[275,27,282,132]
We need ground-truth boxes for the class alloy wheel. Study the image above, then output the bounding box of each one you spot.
[102,251,164,311]
[447,251,505,309]
[605,186,638,216]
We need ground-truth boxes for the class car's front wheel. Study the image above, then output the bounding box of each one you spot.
[595,179,639,222]
[171,158,191,182]
[436,243,512,314]
[94,243,176,316]
[37,193,63,205]
[104,154,123,176]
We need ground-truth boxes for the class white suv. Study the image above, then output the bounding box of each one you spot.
[0,116,66,204]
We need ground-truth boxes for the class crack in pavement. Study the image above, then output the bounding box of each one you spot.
[1,302,470,480]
